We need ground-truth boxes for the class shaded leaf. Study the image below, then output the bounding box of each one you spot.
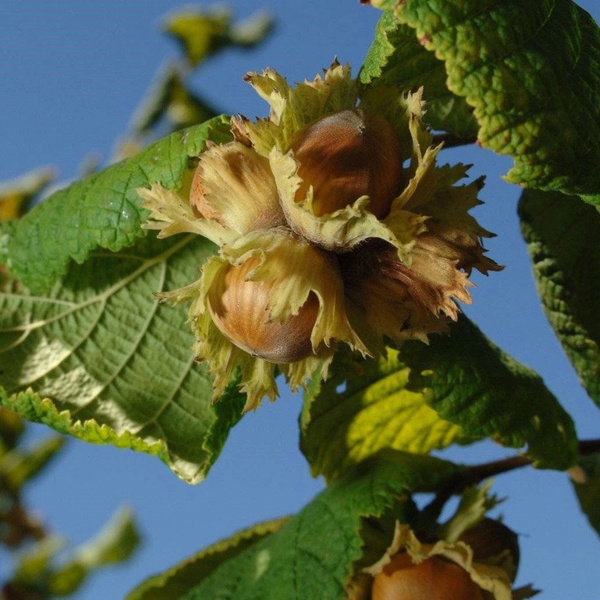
[381,0,600,200]
[569,453,600,536]
[48,508,140,596]
[127,518,290,600]
[0,436,64,492]
[400,316,578,470]
[164,7,274,67]
[166,452,462,600]
[519,189,600,407]
[360,11,478,138]
[301,346,470,481]
[4,116,231,293]
[0,167,55,221]
[0,234,246,484]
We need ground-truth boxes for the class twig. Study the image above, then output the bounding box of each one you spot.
[422,438,600,521]
[432,132,477,148]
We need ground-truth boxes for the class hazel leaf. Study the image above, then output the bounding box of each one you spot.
[127,518,290,600]
[150,452,462,600]
[0,167,55,221]
[569,453,600,536]
[48,508,140,596]
[519,189,600,408]
[4,116,232,294]
[400,315,578,470]
[303,316,577,478]
[301,346,470,482]
[0,234,246,484]
[379,0,600,200]
[360,10,478,138]
[164,7,274,67]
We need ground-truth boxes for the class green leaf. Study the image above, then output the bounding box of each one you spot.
[4,116,231,294]
[570,453,600,536]
[383,0,600,200]
[48,508,140,596]
[166,452,462,600]
[130,65,219,135]
[127,518,290,600]
[301,346,470,481]
[400,316,578,470]
[519,189,600,408]
[0,234,246,484]
[360,11,478,138]
[0,435,64,492]
[0,167,55,221]
[164,7,274,67]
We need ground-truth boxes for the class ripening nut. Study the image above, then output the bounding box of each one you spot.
[138,61,502,410]
[372,553,484,600]
[459,518,520,582]
[206,257,319,363]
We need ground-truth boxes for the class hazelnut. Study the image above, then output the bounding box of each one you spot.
[288,109,403,218]
[372,553,484,600]
[207,258,319,363]
[459,518,520,581]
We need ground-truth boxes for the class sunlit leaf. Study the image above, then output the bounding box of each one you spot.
[375,0,600,201]
[519,189,600,408]
[301,347,470,481]
[0,234,246,484]
[303,316,577,478]
[3,116,231,293]
[400,316,578,470]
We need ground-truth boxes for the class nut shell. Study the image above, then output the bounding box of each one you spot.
[207,258,319,363]
[372,553,484,600]
[289,109,402,218]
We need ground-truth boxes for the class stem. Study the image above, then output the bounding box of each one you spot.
[423,438,600,521]
[432,132,477,148]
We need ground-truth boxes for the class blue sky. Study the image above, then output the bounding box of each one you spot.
[1,1,600,598]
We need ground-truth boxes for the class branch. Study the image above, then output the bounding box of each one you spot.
[423,438,600,521]
[431,132,477,148]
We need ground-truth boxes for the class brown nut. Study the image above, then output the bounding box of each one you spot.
[288,109,403,218]
[372,553,484,600]
[207,258,319,363]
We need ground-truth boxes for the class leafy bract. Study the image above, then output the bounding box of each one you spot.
[376,0,600,200]
[142,452,461,600]
[301,347,470,481]
[519,189,600,408]
[127,518,290,600]
[570,453,600,536]
[164,7,274,67]
[400,316,578,470]
[0,234,246,484]
[3,116,231,293]
[360,11,478,138]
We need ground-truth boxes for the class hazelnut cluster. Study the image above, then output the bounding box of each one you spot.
[139,62,500,410]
